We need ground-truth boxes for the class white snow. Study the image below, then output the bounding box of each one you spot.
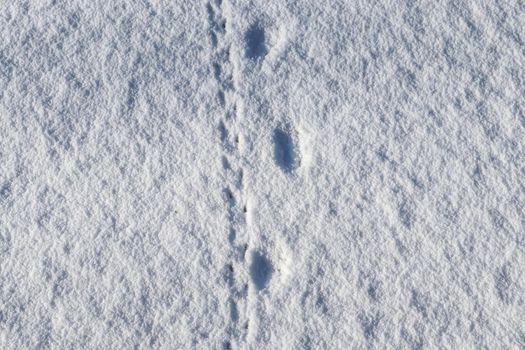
[1,0,524,349]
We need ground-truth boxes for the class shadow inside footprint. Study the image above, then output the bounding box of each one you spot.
[250,251,272,290]
[245,25,267,59]
[273,128,295,173]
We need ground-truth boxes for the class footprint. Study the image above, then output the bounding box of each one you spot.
[221,156,230,170]
[213,62,221,81]
[228,227,236,243]
[125,78,139,113]
[273,128,296,173]
[223,263,234,287]
[209,31,218,48]
[218,89,225,106]
[206,3,215,22]
[218,120,228,143]
[229,298,239,322]
[223,188,235,206]
[245,24,267,59]
[250,251,273,290]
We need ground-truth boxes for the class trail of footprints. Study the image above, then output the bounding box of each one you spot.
[208,2,298,347]
[206,1,249,348]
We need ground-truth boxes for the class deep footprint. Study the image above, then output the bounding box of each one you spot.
[245,24,267,59]
[273,128,296,173]
[250,251,273,290]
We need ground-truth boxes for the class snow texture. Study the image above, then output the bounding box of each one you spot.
[1,0,525,349]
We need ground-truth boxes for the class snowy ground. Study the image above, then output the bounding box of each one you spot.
[1,0,525,349]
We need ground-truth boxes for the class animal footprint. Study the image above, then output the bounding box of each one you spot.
[273,127,296,173]
[250,251,273,290]
[245,24,267,60]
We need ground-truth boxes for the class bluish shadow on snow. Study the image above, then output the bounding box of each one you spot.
[273,128,295,173]
[250,251,272,290]
[245,25,267,59]
[126,78,139,112]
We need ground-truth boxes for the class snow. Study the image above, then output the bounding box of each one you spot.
[1,0,524,348]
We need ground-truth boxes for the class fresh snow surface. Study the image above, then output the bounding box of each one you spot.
[1,1,525,349]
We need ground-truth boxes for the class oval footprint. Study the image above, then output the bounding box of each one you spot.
[273,128,296,173]
[250,251,273,290]
[245,24,267,60]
